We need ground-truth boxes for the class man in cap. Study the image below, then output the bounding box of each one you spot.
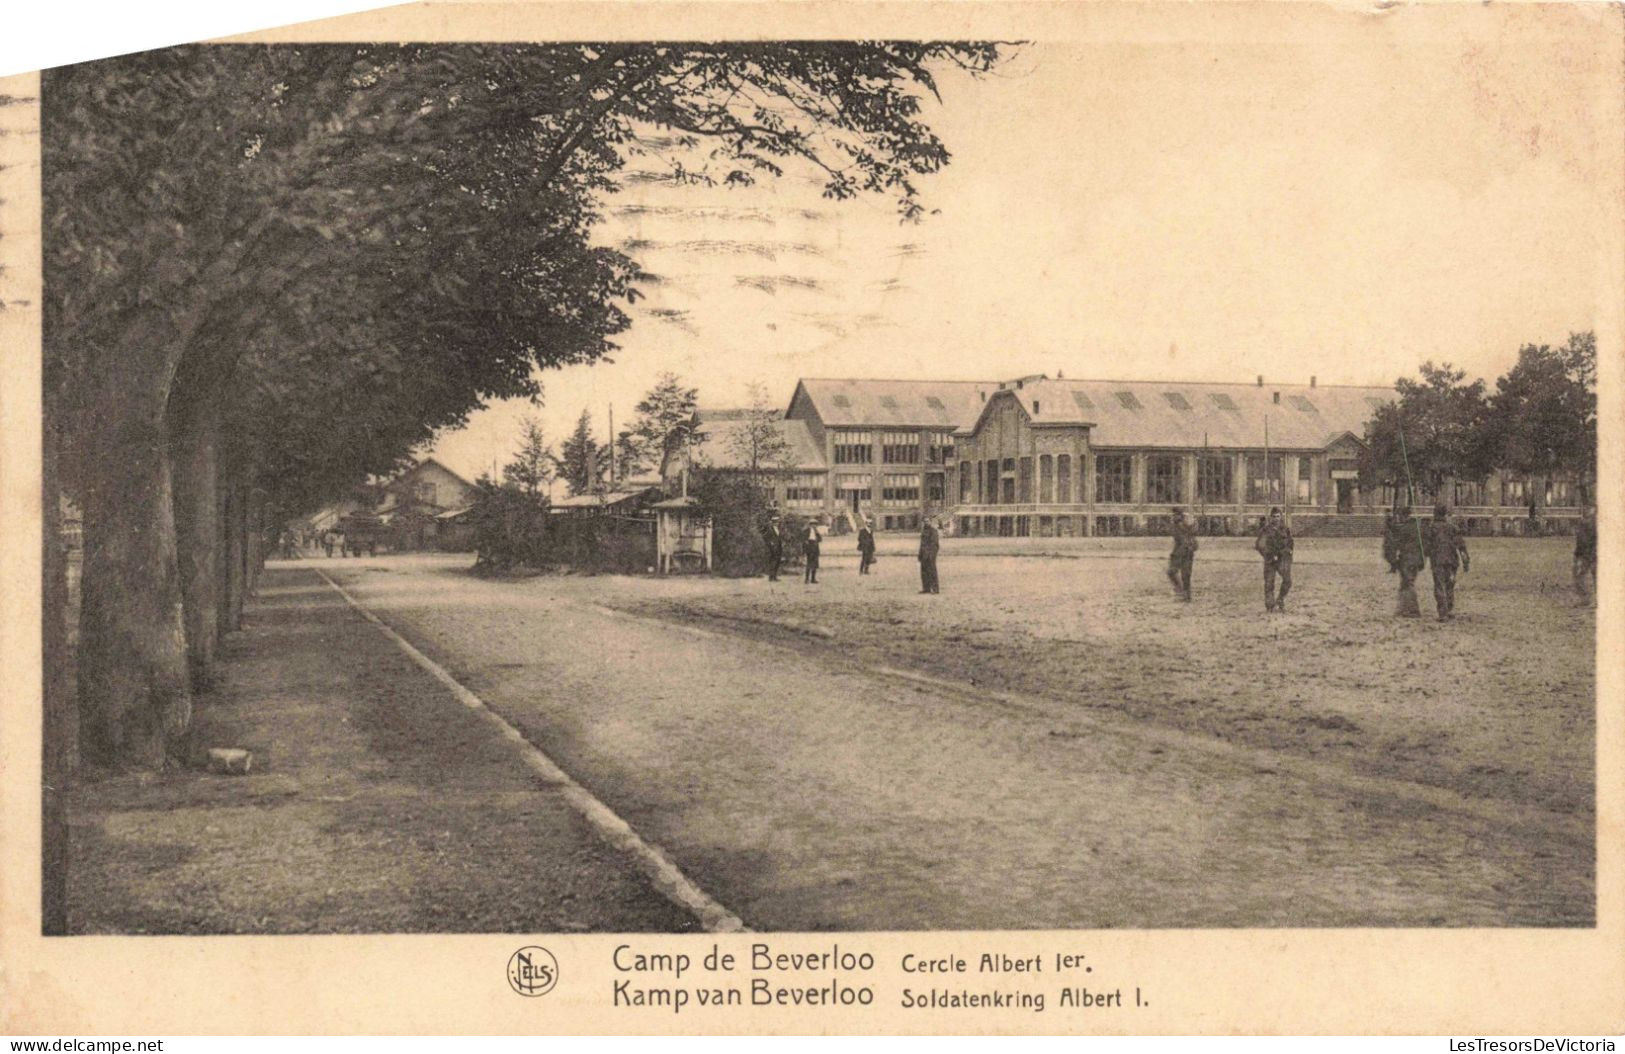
[1390,504,1427,617]
[762,513,785,582]
[857,516,877,575]
[1425,503,1470,620]
[802,516,823,585]
[918,516,941,594]
[1254,507,1294,612]
[1166,507,1198,601]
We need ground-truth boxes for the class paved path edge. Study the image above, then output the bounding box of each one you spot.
[312,567,749,934]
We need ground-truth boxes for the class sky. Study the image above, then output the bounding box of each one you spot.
[427,15,1620,483]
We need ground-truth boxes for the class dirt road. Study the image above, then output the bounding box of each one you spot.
[322,548,1591,929]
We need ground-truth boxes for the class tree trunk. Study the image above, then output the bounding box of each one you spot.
[220,476,246,636]
[247,489,266,595]
[77,406,192,768]
[170,395,223,688]
[41,413,73,934]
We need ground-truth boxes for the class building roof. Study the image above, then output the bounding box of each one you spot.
[689,411,826,470]
[389,457,476,492]
[960,377,1394,451]
[791,378,990,429]
[550,487,657,510]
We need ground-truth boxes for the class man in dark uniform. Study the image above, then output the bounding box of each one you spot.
[1574,505,1597,602]
[1166,507,1197,601]
[1381,509,1400,573]
[762,514,785,582]
[1425,503,1469,621]
[857,517,876,575]
[802,517,823,585]
[1390,504,1426,617]
[1254,507,1293,612]
[918,517,941,594]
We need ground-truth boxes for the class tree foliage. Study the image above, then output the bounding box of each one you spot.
[723,382,796,483]
[502,416,555,496]
[618,372,702,476]
[556,409,604,496]
[42,40,1005,764]
[1488,331,1597,485]
[1359,362,1499,502]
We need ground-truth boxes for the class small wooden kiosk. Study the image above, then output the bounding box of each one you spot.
[653,496,712,574]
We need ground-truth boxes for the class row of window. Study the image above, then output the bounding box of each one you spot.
[831,430,956,465]
[952,454,1314,506]
[1374,479,1574,509]
[788,463,1576,509]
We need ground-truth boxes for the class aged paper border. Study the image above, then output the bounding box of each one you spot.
[2,0,1622,1036]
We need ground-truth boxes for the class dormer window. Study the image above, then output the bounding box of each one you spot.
[1033,400,1040,414]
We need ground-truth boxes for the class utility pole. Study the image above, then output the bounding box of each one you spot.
[608,404,616,488]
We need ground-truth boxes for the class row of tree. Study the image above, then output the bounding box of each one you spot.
[42,42,1003,779]
[502,373,706,497]
[1360,332,1597,504]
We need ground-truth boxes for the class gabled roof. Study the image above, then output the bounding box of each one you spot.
[689,411,826,470]
[962,382,1098,437]
[960,377,1394,450]
[389,457,476,492]
[792,378,990,429]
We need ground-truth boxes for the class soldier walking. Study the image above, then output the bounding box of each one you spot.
[1573,505,1597,603]
[918,517,941,594]
[802,517,823,585]
[762,514,785,582]
[1166,507,1197,601]
[1425,503,1469,620]
[1254,507,1294,612]
[857,517,876,575]
[1390,504,1426,617]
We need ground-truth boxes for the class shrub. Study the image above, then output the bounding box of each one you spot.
[468,479,550,571]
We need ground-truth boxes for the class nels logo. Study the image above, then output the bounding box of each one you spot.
[507,945,559,997]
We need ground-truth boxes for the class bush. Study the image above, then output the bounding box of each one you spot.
[469,480,550,571]
[685,469,828,577]
[688,469,774,576]
[548,517,656,574]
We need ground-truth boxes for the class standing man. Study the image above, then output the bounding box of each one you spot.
[918,516,941,594]
[1254,507,1294,613]
[762,513,785,582]
[1390,504,1426,618]
[1425,503,1469,621]
[1166,507,1197,601]
[1382,509,1400,573]
[1573,505,1597,603]
[803,516,823,585]
[857,516,877,575]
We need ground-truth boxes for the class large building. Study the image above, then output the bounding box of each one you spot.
[687,375,1586,535]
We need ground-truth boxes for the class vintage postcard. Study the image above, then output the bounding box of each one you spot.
[1,0,1621,1037]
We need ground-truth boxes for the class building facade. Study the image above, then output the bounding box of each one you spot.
[774,375,1586,536]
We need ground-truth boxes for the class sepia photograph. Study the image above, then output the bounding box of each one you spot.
[3,0,1622,1037]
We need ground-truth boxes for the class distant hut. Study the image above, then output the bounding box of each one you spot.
[652,496,712,574]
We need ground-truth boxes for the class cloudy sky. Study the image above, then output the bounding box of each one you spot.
[428,14,1620,482]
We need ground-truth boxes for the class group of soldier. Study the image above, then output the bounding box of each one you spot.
[1381,505,1468,619]
[755,500,1598,616]
[1166,505,1296,611]
[761,512,942,594]
[1166,502,1599,619]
